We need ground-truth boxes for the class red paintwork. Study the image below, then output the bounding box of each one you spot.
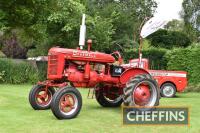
[149,70,187,92]
[47,47,115,80]
[36,87,52,106]
[49,47,115,63]
[123,58,188,92]
[37,44,154,102]
[60,94,75,113]
[45,47,151,89]
[134,85,151,106]
[120,68,149,84]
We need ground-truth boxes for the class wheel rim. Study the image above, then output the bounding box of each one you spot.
[163,86,174,97]
[35,88,52,106]
[59,93,78,115]
[96,86,122,104]
[104,95,122,103]
[132,81,157,107]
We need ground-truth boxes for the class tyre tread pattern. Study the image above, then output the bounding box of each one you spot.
[123,74,159,106]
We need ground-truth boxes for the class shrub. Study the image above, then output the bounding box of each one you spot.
[36,61,47,81]
[0,71,5,82]
[184,84,200,92]
[165,47,200,84]
[124,47,168,70]
[0,58,39,84]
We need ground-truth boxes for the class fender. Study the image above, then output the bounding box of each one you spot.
[157,77,187,92]
[120,68,150,84]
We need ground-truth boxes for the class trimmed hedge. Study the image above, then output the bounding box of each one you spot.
[0,58,39,84]
[124,47,168,70]
[165,47,200,85]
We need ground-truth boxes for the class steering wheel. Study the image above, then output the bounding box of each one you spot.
[111,51,123,65]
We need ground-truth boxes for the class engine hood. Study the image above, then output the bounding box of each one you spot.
[48,47,115,63]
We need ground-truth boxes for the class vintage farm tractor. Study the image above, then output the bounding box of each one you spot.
[29,14,160,119]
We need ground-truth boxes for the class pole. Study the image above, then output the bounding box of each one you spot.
[138,17,151,68]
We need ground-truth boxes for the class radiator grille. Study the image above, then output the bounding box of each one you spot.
[48,55,58,75]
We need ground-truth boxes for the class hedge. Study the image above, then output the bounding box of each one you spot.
[0,47,200,87]
[0,58,39,84]
[165,47,200,85]
[124,47,168,70]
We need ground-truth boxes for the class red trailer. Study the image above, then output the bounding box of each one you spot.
[122,58,187,97]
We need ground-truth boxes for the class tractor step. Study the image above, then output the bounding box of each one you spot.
[87,88,95,99]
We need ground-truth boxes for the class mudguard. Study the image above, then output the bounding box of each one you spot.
[119,68,150,84]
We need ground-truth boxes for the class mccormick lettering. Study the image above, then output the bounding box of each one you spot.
[72,51,96,58]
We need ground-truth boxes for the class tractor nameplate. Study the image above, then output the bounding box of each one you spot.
[72,51,96,58]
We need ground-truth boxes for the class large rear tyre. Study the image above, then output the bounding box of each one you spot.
[29,85,55,110]
[51,87,82,119]
[123,74,160,108]
[95,85,123,107]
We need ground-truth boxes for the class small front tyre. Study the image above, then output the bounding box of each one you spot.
[51,87,82,119]
[29,85,55,110]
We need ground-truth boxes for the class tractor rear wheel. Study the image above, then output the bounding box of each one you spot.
[29,85,55,110]
[95,85,123,107]
[123,74,160,108]
[51,86,82,119]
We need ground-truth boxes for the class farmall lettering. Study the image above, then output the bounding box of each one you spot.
[72,50,96,58]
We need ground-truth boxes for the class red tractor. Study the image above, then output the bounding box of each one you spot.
[29,15,160,119]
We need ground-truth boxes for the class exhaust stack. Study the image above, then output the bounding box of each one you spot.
[79,14,86,50]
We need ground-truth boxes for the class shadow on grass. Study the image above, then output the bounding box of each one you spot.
[84,104,121,114]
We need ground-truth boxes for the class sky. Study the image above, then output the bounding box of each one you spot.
[154,0,183,20]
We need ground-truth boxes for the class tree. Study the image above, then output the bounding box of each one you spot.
[0,0,52,58]
[0,0,158,58]
[182,0,200,42]
[164,19,185,31]
[148,29,191,49]
[84,0,157,52]
[0,0,86,58]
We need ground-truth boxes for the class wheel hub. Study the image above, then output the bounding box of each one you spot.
[133,85,151,106]
[36,89,52,106]
[163,86,174,97]
[59,93,77,115]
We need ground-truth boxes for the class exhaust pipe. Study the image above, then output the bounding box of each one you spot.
[79,14,86,50]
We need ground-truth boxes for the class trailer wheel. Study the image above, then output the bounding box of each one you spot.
[95,85,123,107]
[161,83,176,98]
[51,87,82,119]
[29,85,55,110]
[123,74,160,108]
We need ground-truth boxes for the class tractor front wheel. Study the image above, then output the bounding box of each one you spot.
[29,85,55,110]
[123,74,160,108]
[51,87,82,119]
[95,85,123,107]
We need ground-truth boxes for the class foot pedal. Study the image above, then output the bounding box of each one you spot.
[87,88,95,99]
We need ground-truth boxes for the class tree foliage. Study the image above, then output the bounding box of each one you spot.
[147,29,191,49]
[0,0,157,58]
[164,19,185,31]
[182,0,200,42]
[85,0,157,51]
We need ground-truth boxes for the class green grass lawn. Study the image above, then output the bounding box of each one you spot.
[0,84,199,133]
